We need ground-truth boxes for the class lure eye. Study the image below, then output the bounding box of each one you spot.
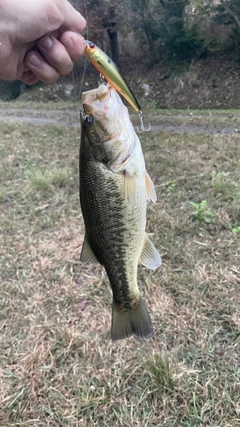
[89,42,95,49]
[85,115,94,125]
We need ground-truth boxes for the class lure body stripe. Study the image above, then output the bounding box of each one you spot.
[85,40,141,113]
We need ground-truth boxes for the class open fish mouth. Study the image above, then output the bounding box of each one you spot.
[82,84,110,117]
[81,84,125,119]
[81,83,129,144]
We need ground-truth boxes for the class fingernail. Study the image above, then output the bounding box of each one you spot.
[40,36,53,50]
[29,54,41,67]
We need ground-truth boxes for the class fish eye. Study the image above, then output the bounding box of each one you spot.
[85,115,94,125]
[89,42,95,49]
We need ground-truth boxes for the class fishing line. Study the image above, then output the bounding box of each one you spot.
[78,0,89,99]
[70,0,89,150]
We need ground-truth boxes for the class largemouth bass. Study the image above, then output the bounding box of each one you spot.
[79,84,161,340]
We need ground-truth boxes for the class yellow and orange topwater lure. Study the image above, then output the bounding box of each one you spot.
[84,40,150,132]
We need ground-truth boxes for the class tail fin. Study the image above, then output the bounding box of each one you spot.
[111,297,153,341]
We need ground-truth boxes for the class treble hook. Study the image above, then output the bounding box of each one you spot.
[99,73,105,85]
[137,111,151,133]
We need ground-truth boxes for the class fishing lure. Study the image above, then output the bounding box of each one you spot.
[84,40,150,132]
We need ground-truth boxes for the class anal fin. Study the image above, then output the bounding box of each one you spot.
[80,234,98,264]
[139,233,161,270]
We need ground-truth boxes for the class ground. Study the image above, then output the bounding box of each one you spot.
[0,101,240,426]
[120,52,240,110]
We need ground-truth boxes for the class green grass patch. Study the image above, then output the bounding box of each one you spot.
[26,165,72,193]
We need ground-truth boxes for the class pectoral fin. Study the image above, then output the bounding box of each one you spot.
[80,234,98,264]
[139,234,161,270]
[124,172,136,205]
[145,172,157,202]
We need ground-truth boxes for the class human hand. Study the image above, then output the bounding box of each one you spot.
[0,0,86,84]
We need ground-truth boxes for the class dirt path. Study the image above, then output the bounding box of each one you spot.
[1,107,240,136]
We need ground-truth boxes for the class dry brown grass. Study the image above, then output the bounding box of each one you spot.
[0,109,240,426]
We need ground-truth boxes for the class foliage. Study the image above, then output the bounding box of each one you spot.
[0,80,22,101]
[213,0,240,29]
[76,0,125,62]
[189,200,214,223]
[129,0,205,64]
[163,21,205,62]
[74,0,240,66]
[228,223,240,233]
[190,0,240,61]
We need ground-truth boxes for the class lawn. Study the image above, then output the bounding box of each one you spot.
[0,106,239,426]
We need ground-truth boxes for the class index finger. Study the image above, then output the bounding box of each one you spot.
[60,1,86,33]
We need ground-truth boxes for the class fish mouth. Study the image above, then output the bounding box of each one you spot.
[82,84,110,116]
[81,83,128,142]
[82,83,125,119]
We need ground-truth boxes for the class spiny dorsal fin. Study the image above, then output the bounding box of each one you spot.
[139,233,161,270]
[145,172,157,202]
[80,234,98,264]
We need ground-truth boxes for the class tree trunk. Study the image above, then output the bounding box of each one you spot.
[107,29,119,64]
